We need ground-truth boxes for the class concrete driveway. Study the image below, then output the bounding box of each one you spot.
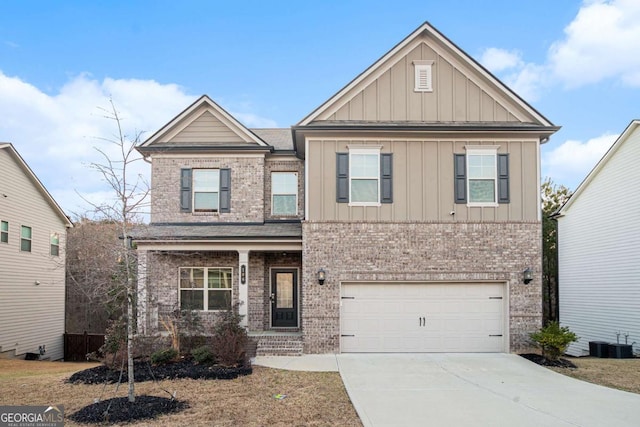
[337,353,640,427]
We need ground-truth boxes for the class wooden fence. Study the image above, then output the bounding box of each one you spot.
[64,332,105,361]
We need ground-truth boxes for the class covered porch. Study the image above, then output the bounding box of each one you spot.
[131,222,304,356]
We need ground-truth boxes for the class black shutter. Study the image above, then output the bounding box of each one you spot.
[336,153,349,203]
[381,153,393,203]
[454,154,466,204]
[180,168,192,212]
[219,168,231,213]
[498,154,509,204]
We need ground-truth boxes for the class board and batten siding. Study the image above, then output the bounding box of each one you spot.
[306,137,539,222]
[558,126,640,356]
[0,148,68,360]
[320,34,531,124]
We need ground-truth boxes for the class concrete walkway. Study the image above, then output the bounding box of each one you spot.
[337,353,640,427]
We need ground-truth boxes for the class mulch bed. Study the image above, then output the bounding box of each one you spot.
[520,353,577,368]
[66,360,251,424]
[68,395,189,424]
[67,359,252,384]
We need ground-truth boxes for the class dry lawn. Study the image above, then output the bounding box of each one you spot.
[549,357,640,394]
[0,359,362,426]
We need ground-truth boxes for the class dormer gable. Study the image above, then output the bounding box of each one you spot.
[138,95,269,154]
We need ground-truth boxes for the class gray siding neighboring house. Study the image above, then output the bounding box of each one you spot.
[557,120,640,356]
[133,22,558,355]
[0,143,72,361]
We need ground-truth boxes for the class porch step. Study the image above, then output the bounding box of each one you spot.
[249,332,303,357]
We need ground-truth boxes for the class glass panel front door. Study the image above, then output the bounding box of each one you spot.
[271,269,298,327]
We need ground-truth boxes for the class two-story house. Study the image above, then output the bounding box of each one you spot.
[133,22,558,355]
[0,143,72,360]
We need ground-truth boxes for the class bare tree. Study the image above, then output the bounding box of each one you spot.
[65,218,124,333]
[84,98,149,402]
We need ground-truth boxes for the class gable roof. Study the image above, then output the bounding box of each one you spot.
[139,95,270,152]
[297,21,555,128]
[0,143,72,228]
[559,119,640,215]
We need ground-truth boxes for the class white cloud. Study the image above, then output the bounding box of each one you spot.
[542,133,618,189]
[0,72,277,220]
[549,0,640,88]
[481,0,640,98]
[480,48,523,72]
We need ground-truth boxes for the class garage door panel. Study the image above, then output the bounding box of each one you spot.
[341,282,505,353]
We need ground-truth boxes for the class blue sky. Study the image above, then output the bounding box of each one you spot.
[1,0,639,217]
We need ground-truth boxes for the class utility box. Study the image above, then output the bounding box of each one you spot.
[608,343,633,359]
[589,341,609,358]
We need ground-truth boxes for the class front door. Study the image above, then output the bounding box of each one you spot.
[271,269,298,328]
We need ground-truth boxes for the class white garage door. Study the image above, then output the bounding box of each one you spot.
[340,282,505,353]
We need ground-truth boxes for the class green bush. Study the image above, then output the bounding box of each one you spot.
[191,345,215,364]
[150,347,179,365]
[530,321,578,361]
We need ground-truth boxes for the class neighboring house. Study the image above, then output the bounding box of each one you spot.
[132,22,558,355]
[0,143,72,360]
[557,120,640,356]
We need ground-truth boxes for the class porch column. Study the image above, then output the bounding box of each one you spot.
[238,250,249,328]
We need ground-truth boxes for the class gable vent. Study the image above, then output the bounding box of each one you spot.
[413,60,434,92]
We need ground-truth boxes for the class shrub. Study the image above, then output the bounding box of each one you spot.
[150,347,179,365]
[100,319,127,370]
[530,321,578,361]
[191,345,215,364]
[211,308,248,367]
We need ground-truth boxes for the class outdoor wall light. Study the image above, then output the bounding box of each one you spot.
[317,268,326,285]
[240,265,246,284]
[523,268,533,284]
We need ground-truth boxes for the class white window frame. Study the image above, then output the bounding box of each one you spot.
[0,220,7,244]
[20,225,32,252]
[271,172,298,216]
[50,232,60,256]
[349,147,381,206]
[178,267,233,311]
[466,146,499,207]
[193,169,220,212]
[413,60,434,92]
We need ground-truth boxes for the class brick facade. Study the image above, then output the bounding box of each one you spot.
[151,156,266,223]
[301,221,542,353]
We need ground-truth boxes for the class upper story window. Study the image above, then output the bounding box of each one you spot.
[454,147,509,206]
[180,168,231,214]
[179,267,232,311]
[20,225,32,252]
[413,60,434,92]
[337,148,393,205]
[50,232,60,256]
[0,221,7,243]
[193,169,220,212]
[272,172,298,216]
[468,150,497,204]
[350,150,380,204]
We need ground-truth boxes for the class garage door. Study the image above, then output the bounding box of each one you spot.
[340,282,505,353]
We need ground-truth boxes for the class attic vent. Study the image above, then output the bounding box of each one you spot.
[413,60,434,92]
